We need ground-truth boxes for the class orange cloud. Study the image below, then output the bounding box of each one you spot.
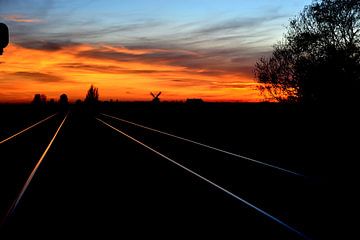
[0,43,263,103]
[4,15,42,23]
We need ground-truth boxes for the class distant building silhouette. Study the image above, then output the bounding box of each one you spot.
[186,98,204,104]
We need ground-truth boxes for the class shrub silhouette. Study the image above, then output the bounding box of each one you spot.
[84,85,99,105]
[32,94,47,106]
[59,94,69,110]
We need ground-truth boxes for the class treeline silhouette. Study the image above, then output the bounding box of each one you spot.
[32,93,68,111]
[31,84,206,108]
[31,85,98,108]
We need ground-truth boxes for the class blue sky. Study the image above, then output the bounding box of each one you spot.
[1,0,311,46]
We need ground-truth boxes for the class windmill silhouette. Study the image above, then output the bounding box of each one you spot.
[150,92,162,103]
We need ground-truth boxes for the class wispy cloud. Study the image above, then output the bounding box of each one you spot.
[58,62,175,75]
[12,71,63,83]
[3,15,42,23]
[17,40,78,51]
[11,39,261,85]
[193,13,288,36]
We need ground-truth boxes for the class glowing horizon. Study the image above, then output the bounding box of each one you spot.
[0,0,311,103]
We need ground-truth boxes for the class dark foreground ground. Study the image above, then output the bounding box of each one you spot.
[0,103,357,239]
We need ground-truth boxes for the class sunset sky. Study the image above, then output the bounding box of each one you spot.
[0,0,311,103]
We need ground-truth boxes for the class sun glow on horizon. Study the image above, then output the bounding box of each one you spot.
[0,43,262,103]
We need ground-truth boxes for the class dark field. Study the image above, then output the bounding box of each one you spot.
[0,103,356,239]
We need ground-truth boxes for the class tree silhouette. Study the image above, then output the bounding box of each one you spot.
[59,94,69,110]
[32,94,41,105]
[85,85,99,104]
[255,0,360,105]
[32,94,47,106]
[59,94,69,105]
